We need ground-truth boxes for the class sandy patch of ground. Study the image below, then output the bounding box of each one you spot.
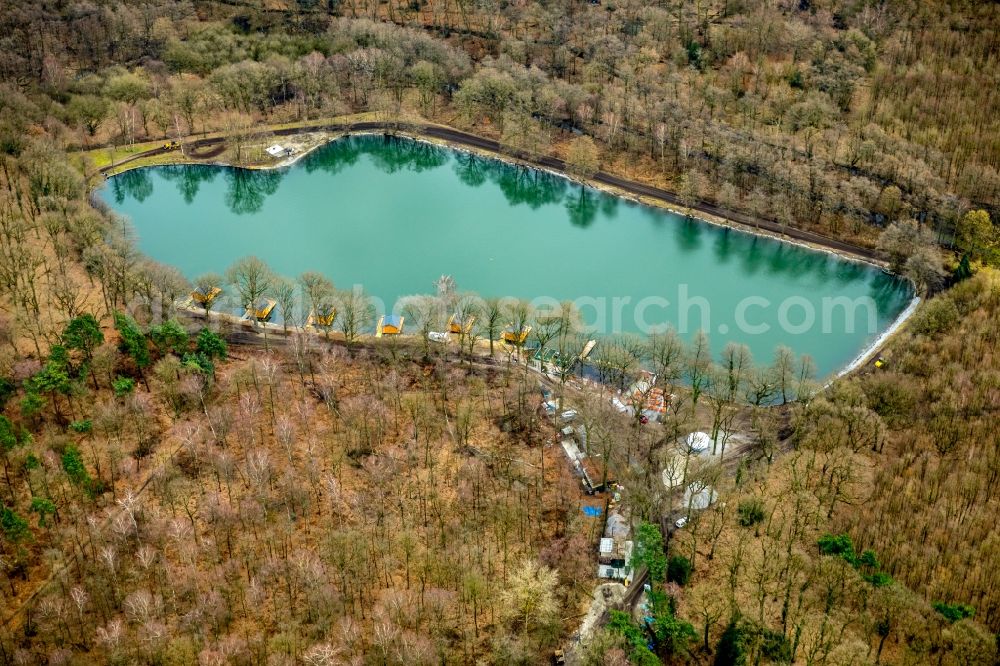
[571,582,626,651]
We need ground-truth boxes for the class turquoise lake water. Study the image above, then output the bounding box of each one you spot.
[101,134,912,378]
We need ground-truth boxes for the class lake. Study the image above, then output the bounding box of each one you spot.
[101,134,913,378]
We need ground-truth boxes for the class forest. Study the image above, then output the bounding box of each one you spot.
[0,0,998,664]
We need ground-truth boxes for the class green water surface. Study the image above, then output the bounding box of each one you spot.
[102,134,912,378]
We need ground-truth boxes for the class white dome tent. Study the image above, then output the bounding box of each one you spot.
[661,465,685,490]
[686,431,713,454]
[683,483,718,510]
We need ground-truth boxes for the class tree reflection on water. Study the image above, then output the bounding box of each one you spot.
[224,168,282,215]
[565,185,599,228]
[159,164,219,203]
[111,168,153,204]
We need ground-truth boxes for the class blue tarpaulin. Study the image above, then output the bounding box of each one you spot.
[582,506,603,517]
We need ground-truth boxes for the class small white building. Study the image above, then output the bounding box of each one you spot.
[265,144,293,158]
[597,540,633,581]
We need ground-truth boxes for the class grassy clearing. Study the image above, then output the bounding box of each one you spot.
[99,152,196,177]
[72,112,385,171]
